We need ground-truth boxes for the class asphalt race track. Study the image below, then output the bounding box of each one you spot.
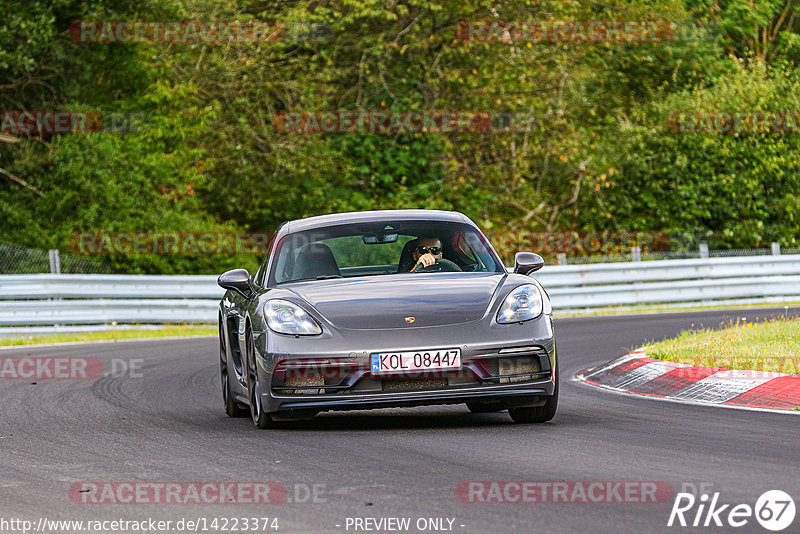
[1,308,798,534]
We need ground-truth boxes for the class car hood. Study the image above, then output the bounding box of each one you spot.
[285,273,506,329]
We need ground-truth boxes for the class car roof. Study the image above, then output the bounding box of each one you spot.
[282,209,472,234]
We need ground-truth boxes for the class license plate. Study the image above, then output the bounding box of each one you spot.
[370,349,461,374]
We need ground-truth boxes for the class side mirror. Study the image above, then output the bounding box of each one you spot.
[514,252,545,275]
[218,268,253,297]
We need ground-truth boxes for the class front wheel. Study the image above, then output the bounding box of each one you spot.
[220,324,247,417]
[245,325,274,429]
[508,368,558,424]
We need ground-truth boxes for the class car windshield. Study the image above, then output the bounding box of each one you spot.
[269,220,505,284]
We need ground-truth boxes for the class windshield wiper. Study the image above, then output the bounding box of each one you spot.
[315,275,343,280]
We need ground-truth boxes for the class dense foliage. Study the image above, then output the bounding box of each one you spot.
[2,0,800,272]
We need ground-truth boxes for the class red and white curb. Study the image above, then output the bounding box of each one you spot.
[577,349,800,412]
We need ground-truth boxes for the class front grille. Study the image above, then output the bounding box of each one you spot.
[271,348,552,395]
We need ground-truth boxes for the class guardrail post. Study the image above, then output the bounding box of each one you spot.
[772,242,781,256]
[699,243,709,259]
[48,249,61,274]
[557,253,567,265]
[631,246,641,262]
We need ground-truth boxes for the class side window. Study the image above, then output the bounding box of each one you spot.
[272,237,297,283]
[257,228,281,285]
[454,234,478,263]
[256,254,269,286]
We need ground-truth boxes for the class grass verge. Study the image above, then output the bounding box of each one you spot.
[0,325,216,347]
[645,316,800,374]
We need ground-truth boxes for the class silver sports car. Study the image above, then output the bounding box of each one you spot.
[217,209,557,428]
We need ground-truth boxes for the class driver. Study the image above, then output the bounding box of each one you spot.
[409,237,443,272]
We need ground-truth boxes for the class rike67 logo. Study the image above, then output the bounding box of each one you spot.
[668,490,795,531]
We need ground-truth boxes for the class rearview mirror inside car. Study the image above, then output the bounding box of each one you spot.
[363,232,398,244]
[514,252,545,275]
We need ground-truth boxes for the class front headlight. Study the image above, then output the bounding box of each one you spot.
[265,299,322,335]
[496,284,543,324]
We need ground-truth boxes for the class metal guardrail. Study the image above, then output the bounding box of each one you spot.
[1,254,799,326]
[0,275,222,326]
[533,255,800,309]
[0,274,220,300]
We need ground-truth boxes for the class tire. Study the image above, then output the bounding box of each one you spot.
[245,323,275,429]
[220,322,247,418]
[508,367,559,424]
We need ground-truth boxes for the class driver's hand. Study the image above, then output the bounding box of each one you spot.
[413,253,437,271]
